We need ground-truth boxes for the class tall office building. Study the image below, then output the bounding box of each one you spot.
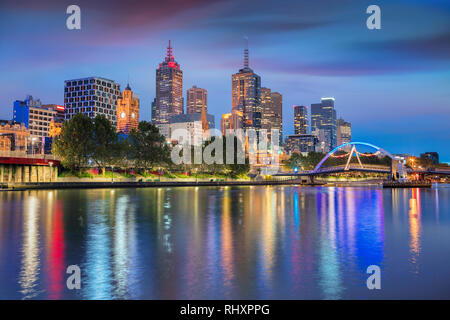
[311,97,337,152]
[116,83,140,134]
[271,91,282,142]
[261,88,282,144]
[231,44,261,130]
[261,88,273,131]
[187,85,207,114]
[151,98,157,123]
[155,41,183,124]
[336,118,351,146]
[64,77,120,127]
[294,105,308,135]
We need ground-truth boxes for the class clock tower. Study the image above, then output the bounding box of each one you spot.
[116,83,140,134]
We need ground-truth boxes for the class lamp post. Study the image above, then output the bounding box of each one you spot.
[49,162,53,183]
[31,137,37,156]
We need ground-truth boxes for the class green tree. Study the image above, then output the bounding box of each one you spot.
[283,152,303,170]
[128,121,170,171]
[224,135,249,177]
[91,115,119,176]
[52,113,94,171]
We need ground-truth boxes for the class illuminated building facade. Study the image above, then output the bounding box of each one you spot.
[64,77,120,127]
[155,41,183,124]
[0,120,29,152]
[169,113,215,146]
[221,109,243,136]
[311,97,337,152]
[13,96,64,139]
[187,85,207,114]
[284,134,318,154]
[294,105,308,135]
[221,113,232,136]
[116,83,140,134]
[336,118,351,146]
[231,45,261,130]
[261,88,283,144]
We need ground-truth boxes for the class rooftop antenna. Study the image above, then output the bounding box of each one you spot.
[166,40,174,61]
[244,36,249,68]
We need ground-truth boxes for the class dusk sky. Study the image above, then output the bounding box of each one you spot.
[1,0,449,160]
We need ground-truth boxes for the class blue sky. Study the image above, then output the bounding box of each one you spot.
[0,0,449,161]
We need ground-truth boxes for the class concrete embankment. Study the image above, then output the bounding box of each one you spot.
[1,179,325,191]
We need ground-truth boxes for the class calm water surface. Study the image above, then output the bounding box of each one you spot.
[0,185,449,299]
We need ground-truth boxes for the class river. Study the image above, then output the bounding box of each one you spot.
[0,185,449,299]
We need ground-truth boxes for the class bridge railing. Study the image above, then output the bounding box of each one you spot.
[315,164,390,173]
[0,150,60,161]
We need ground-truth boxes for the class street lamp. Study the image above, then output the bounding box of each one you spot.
[31,137,37,156]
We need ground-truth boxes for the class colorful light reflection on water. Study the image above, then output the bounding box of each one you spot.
[0,185,449,299]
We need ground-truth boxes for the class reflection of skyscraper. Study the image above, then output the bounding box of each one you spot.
[155,41,183,125]
[311,98,337,152]
[231,43,261,130]
[187,85,207,114]
[294,105,308,135]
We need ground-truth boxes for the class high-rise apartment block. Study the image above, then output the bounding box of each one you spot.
[294,105,308,135]
[187,85,207,114]
[64,77,120,127]
[311,98,337,152]
[336,118,351,146]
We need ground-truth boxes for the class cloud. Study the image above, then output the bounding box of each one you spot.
[360,32,450,60]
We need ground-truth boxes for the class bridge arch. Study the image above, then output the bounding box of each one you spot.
[312,142,395,173]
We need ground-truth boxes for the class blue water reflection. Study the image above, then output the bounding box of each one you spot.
[0,185,449,299]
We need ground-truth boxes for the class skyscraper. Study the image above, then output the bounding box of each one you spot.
[271,91,283,143]
[336,118,351,146]
[187,85,207,114]
[155,41,183,125]
[231,43,261,130]
[261,88,273,131]
[311,98,337,152]
[294,105,308,135]
[261,88,282,144]
[64,77,120,126]
[116,83,140,134]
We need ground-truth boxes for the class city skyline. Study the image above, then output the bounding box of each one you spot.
[0,0,449,160]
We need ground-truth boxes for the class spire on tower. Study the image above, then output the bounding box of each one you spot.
[244,36,249,68]
[126,74,131,90]
[166,40,174,62]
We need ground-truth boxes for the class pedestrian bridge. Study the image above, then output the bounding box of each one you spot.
[275,142,399,178]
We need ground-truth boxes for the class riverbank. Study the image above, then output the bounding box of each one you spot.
[0,179,326,191]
